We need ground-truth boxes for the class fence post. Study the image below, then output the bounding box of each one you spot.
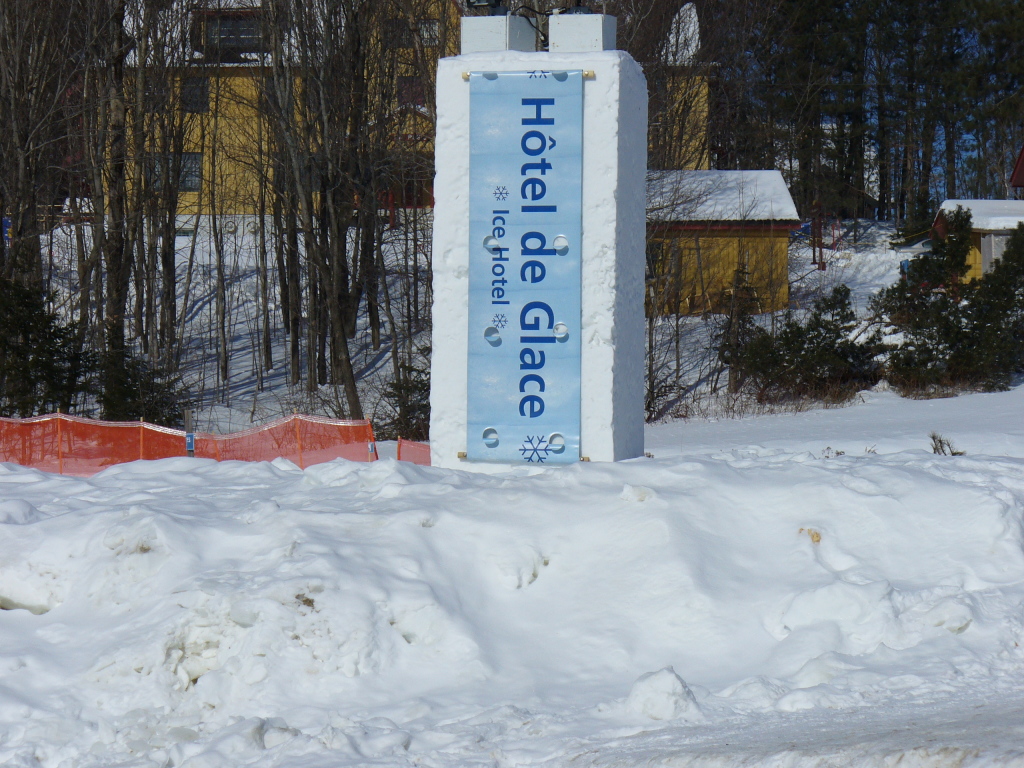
[139,417,144,461]
[57,411,63,475]
[293,414,304,470]
[184,409,195,458]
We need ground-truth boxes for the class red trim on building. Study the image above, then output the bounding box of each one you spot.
[650,221,800,233]
[1012,144,1024,188]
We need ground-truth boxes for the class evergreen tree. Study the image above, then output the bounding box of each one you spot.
[874,206,973,391]
[719,285,879,403]
[0,278,92,416]
[875,209,1024,393]
[98,352,188,427]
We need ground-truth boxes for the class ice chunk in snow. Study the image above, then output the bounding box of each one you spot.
[626,667,704,721]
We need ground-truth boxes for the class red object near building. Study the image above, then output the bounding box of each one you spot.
[1012,144,1024,189]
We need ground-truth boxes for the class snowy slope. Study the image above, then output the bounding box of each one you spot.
[788,219,902,314]
[41,217,902,432]
[4,385,1024,766]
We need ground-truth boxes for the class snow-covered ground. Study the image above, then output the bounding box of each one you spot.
[788,219,902,314]
[5,381,1024,767]
[43,214,432,435]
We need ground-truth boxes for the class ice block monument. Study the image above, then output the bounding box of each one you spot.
[429,6,647,469]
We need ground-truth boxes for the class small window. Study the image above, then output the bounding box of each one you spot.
[143,80,170,113]
[147,152,202,193]
[179,153,202,192]
[145,155,167,189]
[385,18,439,48]
[206,13,262,53]
[418,19,440,47]
[385,18,414,48]
[397,75,425,108]
[182,76,209,113]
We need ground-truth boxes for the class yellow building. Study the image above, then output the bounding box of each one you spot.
[149,0,787,315]
[934,200,1024,280]
[143,66,266,218]
[647,170,800,314]
[646,3,709,172]
[644,4,798,315]
[139,2,461,221]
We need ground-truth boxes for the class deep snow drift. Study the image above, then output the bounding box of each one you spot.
[5,386,1024,766]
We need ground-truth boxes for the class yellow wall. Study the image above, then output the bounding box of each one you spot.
[648,70,710,171]
[182,68,266,217]
[647,227,790,315]
[126,67,269,219]
[967,232,983,281]
[132,1,462,218]
[934,212,989,281]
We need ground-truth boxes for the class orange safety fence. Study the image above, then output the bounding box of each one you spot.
[0,413,377,476]
[397,438,431,466]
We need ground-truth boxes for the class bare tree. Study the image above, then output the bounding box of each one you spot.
[0,0,80,285]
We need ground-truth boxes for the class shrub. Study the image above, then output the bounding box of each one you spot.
[930,432,965,456]
[718,285,880,404]
[98,350,189,427]
[0,278,92,416]
[874,208,1024,394]
[374,351,430,441]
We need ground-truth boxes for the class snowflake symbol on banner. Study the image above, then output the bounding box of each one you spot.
[493,185,509,201]
[491,313,507,329]
[520,435,552,463]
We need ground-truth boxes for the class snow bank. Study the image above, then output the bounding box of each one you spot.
[4,387,1024,766]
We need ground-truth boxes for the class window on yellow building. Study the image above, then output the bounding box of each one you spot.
[206,14,261,52]
[194,10,265,60]
[418,19,440,47]
[397,76,426,108]
[385,18,440,48]
[179,153,202,192]
[147,153,202,193]
[143,80,169,113]
[182,77,209,114]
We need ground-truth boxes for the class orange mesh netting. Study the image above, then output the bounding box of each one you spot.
[397,438,431,466]
[0,414,377,476]
[193,415,377,467]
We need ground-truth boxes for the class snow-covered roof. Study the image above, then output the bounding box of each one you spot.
[938,200,1024,232]
[194,0,262,9]
[647,170,800,223]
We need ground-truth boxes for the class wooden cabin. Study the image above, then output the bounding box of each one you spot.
[934,200,1024,280]
[646,170,800,314]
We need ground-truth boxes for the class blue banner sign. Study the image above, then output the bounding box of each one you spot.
[467,70,583,464]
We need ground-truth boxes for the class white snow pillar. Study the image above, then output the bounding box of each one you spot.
[429,32,647,470]
[460,15,536,54]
